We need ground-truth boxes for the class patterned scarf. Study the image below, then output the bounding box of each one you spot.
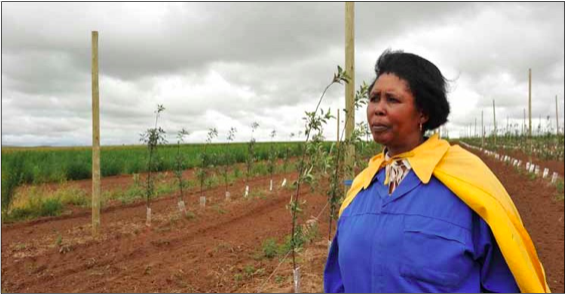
[383,152,412,195]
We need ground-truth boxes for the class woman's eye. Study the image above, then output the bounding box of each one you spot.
[387,96,399,103]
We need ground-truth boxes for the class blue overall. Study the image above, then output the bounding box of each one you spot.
[324,168,519,293]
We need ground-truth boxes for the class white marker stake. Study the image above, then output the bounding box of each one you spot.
[529,165,535,174]
[534,166,540,176]
[281,178,287,187]
[270,179,273,191]
[225,191,231,201]
[200,196,206,208]
[551,172,558,184]
[543,168,549,178]
[517,160,522,168]
[526,162,530,171]
[293,267,301,293]
[146,207,152,227]
[177,200,186,213]
[245,185,249,197]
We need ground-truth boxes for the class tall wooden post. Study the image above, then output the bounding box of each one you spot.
[91,31,101,237]
[493,99,497,145]
[481,110,484,148]
[474,118,477,138]
[344,2,355,194]
[528,69,532,137]
[337,109,340,147]
[554,95,560,136]
[523,108,526,135]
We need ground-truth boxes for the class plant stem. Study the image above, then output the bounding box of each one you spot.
[291,80,335,269]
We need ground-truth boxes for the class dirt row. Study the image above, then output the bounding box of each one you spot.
[1,145,564,293]
[1,169,333,293]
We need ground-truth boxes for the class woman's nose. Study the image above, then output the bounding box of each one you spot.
[372,99,386,116]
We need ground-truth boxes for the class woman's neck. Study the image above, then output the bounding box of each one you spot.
[386,135,425,157]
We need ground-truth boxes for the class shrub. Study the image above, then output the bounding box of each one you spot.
[56,186,88,207]
[66,161,91,180]
[101,158,121,177]
[262,238,278,259]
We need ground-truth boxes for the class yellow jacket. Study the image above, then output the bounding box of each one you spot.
[339,134,550,293]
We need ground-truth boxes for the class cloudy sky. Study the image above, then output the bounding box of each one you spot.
[2,2,564,146]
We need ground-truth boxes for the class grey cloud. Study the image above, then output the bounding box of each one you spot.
[2,2,563,146]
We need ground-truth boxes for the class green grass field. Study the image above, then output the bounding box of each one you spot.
[1,142,308,185]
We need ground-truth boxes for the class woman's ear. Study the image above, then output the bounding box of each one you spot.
[420,112,429,125]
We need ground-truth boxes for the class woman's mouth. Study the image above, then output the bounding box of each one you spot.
[371,124,389,133]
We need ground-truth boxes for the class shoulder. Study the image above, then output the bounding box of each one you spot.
[435,143,521,220]
[437,144,499,182]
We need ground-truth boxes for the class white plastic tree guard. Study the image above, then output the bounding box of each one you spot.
[551,172,558,184]
[293,267,301,293]
[200,196,206,208]
[177,200,186,213]
[542,168,549,178]
[146,207,152,226]
[225,191,231,201]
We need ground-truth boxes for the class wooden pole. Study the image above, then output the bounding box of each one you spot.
[493,99,497,145]
[481,110,484,148]
[475,118,477,138]
[337,108,341,145]
[344,2,355,193]
[91,31,101,237]
[528,68,532,137]
[523,108,526,135]
[556,95,560,136]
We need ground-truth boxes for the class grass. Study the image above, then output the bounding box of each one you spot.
[55,233,62,246]
[2,183,91,223]
[261,238,279,259]
[555,179,565,201]
[1,151,299,224]
[258,223,320,260]
[3,196,64,223]
[1,142,311,188]
[212,204,226,214]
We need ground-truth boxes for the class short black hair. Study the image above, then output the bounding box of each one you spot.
[368,49,450,132]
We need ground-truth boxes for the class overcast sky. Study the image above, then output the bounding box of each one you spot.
[2,2,564,146]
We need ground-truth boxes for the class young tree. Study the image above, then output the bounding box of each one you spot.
[221,127,237,199]
[244,122,259,197]
[140,104,167,226]
[196,128,218,198]
[267,130,277,191]
[174,128,190,215]
[289,66,349,272]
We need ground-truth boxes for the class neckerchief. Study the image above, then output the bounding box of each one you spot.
[383,151,412,195]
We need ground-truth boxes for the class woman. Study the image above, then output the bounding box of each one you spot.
[324,50,549,293]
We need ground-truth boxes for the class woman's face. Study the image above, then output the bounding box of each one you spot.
[367,73,428,155]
